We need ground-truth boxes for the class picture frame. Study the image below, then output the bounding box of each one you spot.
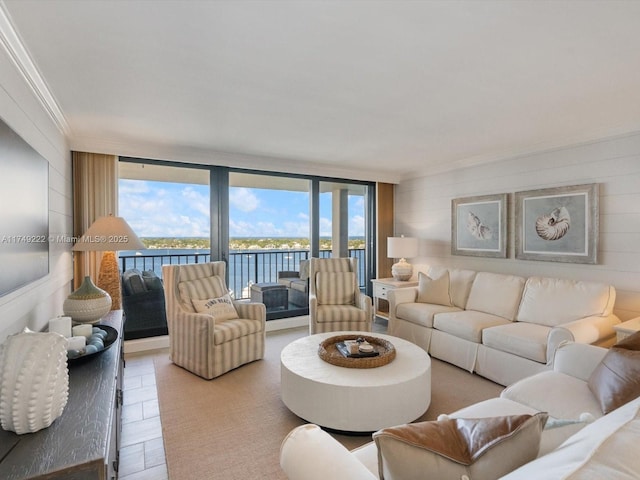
[515,183,599,264]
[451,193,507,258]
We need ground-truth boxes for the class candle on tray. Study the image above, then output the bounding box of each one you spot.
[67,336,86,351]
[49,316,72,338]
[72,324,92,338]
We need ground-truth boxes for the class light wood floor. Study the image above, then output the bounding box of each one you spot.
[119,320,388,479]
[120,348,169,480]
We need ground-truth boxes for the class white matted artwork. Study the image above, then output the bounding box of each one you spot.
[515,183,599,264]
[451,193,507,258]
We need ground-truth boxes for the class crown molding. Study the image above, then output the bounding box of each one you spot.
[70,135,403,184]
[0,1,69,136]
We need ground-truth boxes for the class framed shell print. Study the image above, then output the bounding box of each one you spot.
[515,183,599,264]
[451,193,507,258]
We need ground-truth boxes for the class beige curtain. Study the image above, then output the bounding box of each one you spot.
[72,152,118,289]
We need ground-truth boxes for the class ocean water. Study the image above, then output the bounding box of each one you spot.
[120,247,365,298]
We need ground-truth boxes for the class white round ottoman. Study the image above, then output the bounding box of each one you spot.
[280,331,431,432]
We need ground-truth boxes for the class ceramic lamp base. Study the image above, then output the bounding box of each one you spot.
[391,258,413,281]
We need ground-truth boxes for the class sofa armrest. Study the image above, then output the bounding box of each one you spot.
[355,292,373,315]
[309,292,318,317]
[387,287,418,319]
[280,424,378,480]
[552,342,608,381]
[278,271,300,279]
[233,301,266,322]
[547,314,620,362]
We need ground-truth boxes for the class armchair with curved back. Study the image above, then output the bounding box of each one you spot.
[162,261,266,379]
[308,257,373,334]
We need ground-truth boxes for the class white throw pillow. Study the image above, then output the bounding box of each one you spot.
[416,271,452,306]
[191,294,239,321]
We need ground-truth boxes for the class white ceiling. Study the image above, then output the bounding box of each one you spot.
[3,0,640,183]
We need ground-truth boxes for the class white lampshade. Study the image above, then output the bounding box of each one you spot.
[387,236,419,281]
[71,214,144,312]
[387,236,419,260]
[72,215,144,252]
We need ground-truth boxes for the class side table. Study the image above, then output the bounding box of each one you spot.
[613,317,640,342]
[371,277,418,320]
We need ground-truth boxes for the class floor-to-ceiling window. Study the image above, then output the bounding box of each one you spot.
[117,157,375,325]
[227,172,311,319]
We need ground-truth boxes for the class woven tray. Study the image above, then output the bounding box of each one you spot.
[318,334,396,368]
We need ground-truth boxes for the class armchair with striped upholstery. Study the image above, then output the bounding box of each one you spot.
[162,262,266,379]
[308,257,373,334]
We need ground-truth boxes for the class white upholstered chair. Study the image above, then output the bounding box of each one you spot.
[162,262,266,379]
[308,257,373,334]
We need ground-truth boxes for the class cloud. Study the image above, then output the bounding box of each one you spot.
[230,187,260,212]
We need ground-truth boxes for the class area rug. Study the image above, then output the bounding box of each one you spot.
[154,327,503,480]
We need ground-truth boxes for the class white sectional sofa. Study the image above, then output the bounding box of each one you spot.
[280,341,640,480]
[388,267,620,386]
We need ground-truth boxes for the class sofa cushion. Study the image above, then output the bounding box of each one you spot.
[396,303,461,329]
[299,260,310,281]
[502,371,603,421]
[516,276,616,327]
[465,272,526,320]
[416,271,452,306]
[290,279,308,293]
[434,310,511,343]
[482,322,550,364]
[316,304,368,324]
[315,272,356,305]
[141,270,163,291]
[373,413,548,480]
[500,396,640,480]
[428,266,476,309]
[122,269,147,295]
[588,331,640,414]
[191,293,239,321]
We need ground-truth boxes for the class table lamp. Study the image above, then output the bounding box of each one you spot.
[387,236,419,281]
[72,214,144,310]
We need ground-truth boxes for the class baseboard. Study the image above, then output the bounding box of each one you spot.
[124,335,169,354]
[266,315,308,332]
[123,316,308,353]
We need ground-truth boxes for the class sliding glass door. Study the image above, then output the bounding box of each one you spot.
[118,157,375,325]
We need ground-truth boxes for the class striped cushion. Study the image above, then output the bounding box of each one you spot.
[313,258,353,273]
[213,318,263,345]
[179,263,214,281]
[178,275,228,312]
[316,304,368,323]
[316,271,356,305]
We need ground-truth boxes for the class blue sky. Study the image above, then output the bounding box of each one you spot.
[119,179,365,238]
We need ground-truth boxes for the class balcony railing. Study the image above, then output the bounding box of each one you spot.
[120,248,366,299]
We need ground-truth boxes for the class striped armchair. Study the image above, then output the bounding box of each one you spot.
[162,262,266,379]
[308,257,373,334]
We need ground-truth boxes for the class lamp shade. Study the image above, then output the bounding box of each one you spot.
[72,215,144,252]
[387,236,419,259]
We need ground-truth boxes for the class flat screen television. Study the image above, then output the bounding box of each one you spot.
[0,117,49,296]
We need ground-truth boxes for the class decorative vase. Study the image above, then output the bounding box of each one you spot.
[0,330,69,434]
[63,276,112,324]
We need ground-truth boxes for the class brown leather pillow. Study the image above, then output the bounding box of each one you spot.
[588,331,640,414]
[373,413,548,480]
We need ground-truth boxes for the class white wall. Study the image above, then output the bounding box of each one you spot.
[395,132,640,321]
[0,45,73,342]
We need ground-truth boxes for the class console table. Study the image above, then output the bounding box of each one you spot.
[0,310,124,479]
